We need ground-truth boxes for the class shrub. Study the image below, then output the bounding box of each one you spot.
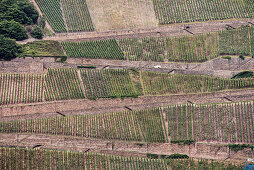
[228,144,254,152]
[77,65,96,69]
[31,26,43,39]
[167,154,189,159]
[147,153,159,159]
[222,56,231,60]
[232,71,253,79]
[0,20,28,40]
[171,139,195,145]
[0,35,23,60]
[239,55,245,60]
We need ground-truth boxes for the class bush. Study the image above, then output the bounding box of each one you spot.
[171,139,195,145]
[77,65,96,69]
[0,0,38,25]
[147,153,159,159]
[222,56,231,60]
[0,20,28,40]
[228,144,254,152]
[0,35,23,60]
[167,154,189,159]
[31,26,43,39]
[232,71,253,79]
[239,55,245,60]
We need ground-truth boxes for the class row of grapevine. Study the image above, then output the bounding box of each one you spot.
[35,0,67,32]
[166,32,219,62]
[219,26,254,56]
[152,0,252,25]
[166,158,243,170]
[0,108,167,143]
[44,68,85,101]
[0,147,168,170]
[80,69,137,99]
[118,37,166,62]
[61,0,94,32]
[61,39,125,59]
[0,74,44,105]
[166,101,254,143]
[141,71,254,95]
[62,26,253,62]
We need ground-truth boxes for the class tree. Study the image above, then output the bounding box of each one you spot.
[31,26,43,39]
[17,1,39,24]
[0,20,28,40]
[0,35,23,60]
[38,15,46,29]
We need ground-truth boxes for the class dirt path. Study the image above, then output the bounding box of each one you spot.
[17,18,254,44]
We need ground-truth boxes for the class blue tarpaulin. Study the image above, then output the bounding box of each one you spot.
[244,164,254,170]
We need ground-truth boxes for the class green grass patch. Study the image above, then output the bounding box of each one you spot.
[23,40,65,57]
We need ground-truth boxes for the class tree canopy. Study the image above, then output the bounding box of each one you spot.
[0,35,23,60]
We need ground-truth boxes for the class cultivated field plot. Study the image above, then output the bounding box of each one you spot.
[0,74,44,105]
[62,26,253,62]
[35,0,94,32]
[0,108,167,143]
[60,0,94,32]
[62,39,125,59]
[152,0,253,25]
[0,147,168,170]
[80,69,138,99]
[85,0,158,31]
[44,68,85,101]
[141,71,254,95]
[219,26,254,56]
[0,147,244,169]
[166,101,254,144]
[35,0,67,32]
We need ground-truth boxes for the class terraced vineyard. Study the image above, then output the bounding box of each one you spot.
[141,71,254,95]
[35,0,67,32]
[166,101,254,144]
[44,68,84,101]
[80,69,138,99]
[0,147,169,170]
[219,26,254,56]
[62,39,125,59]
[35,0,94,32]
[62,26,253,62]
[61,0,94,32]
[118,37,166,62]
[0,147,244,170]
[152,0,253,25]
[0,108,167,143]
[0,73,44,105]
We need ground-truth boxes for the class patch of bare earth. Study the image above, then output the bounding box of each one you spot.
[86,0,158,31]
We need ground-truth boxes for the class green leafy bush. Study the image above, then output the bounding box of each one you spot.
[0,20,28,40]
[171,139,195,145]
[0,35,22,60]
[232,71,253,79]
[167,154,189,159]
[31,26,43,39]
[222,56,231,60]
[228,144,254,152]
[147,153,159,159]
[77,65,96,69]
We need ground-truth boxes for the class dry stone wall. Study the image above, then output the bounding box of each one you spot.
[0,133,252,161]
